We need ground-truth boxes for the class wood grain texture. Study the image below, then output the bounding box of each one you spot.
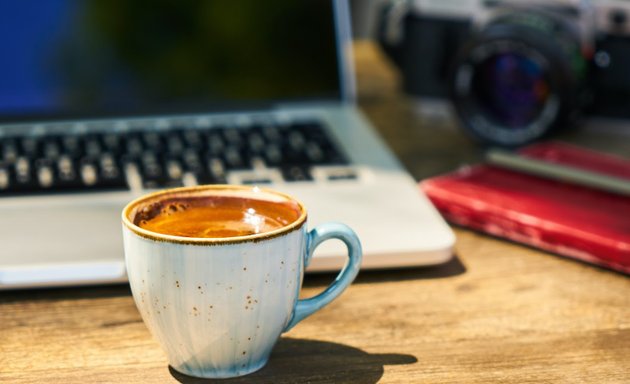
[1,41,629,383]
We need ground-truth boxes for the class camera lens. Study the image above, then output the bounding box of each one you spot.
[473,53,550,127]
[449,11,585,146]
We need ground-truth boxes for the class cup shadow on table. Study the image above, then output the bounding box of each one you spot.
[168,337,417,384]
[302,253,466,288]
[0,284,133,304]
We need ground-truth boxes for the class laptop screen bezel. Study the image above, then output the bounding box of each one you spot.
[332,0,356,105]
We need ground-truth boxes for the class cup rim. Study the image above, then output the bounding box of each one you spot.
[122,185,307,245]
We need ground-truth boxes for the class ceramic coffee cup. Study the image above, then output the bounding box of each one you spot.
[122,185,362,378]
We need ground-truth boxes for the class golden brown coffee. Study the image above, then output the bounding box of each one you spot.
[133,195,301,238]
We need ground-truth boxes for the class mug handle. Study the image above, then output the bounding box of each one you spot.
[283,222,362,331]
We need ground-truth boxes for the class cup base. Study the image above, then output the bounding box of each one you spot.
[170,357,269,379]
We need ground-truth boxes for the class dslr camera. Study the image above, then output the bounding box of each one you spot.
[379,0,630,146]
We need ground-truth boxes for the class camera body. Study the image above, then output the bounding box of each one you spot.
[379,0,630,146]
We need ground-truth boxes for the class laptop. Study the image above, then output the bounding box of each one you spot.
[0,0,454,289]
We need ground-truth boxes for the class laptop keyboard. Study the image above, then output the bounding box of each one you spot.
[0,120,350,195]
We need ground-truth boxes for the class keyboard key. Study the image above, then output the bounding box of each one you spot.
[166,134,185,154]
[141,152,159,165]
[100,154,122,181]
[36,162,54,188]
[327,169,358,181]
[126,136,144,155]
[14,157,32,184]
[0,166,10,190]
[182,150,203,173]
[142,131,162,149]
[181,130,203,148]
[222,128,242,146]
[20,137,40,157]
[241,177,272,185]
[305,142,325,163]
[2,141,18,163]
[206,132,225,155]
[287,131,306,151]
[143,161,162,179]
[247,132,265,154]
[102,133,123,153]
[261,125,281,142]
[223,146,249,170]
[80,162,98,186]
[61,136,82,157]
[140,154,164,185]
[207,157,225,179]
[281,166,313,182]
[43,140,61,159]
[84,138,102,157]
[57,156,76,182]
[264,144,283,167]
[166,159,183,180]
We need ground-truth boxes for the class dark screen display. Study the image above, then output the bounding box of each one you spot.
[0,0,340,122]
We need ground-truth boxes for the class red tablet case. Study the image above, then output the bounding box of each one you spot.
[421,142,630,274]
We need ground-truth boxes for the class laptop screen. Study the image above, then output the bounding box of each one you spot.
[0,0,341,122]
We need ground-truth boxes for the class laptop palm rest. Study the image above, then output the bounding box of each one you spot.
[0,200,126,288]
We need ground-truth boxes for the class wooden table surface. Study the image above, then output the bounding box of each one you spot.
[1,42,629,383]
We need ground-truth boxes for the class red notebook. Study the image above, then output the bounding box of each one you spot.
[421,142,630,274]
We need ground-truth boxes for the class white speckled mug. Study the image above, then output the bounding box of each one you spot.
[122,185,362,378]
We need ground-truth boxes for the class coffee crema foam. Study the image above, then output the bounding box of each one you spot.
[133,195,301,238]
